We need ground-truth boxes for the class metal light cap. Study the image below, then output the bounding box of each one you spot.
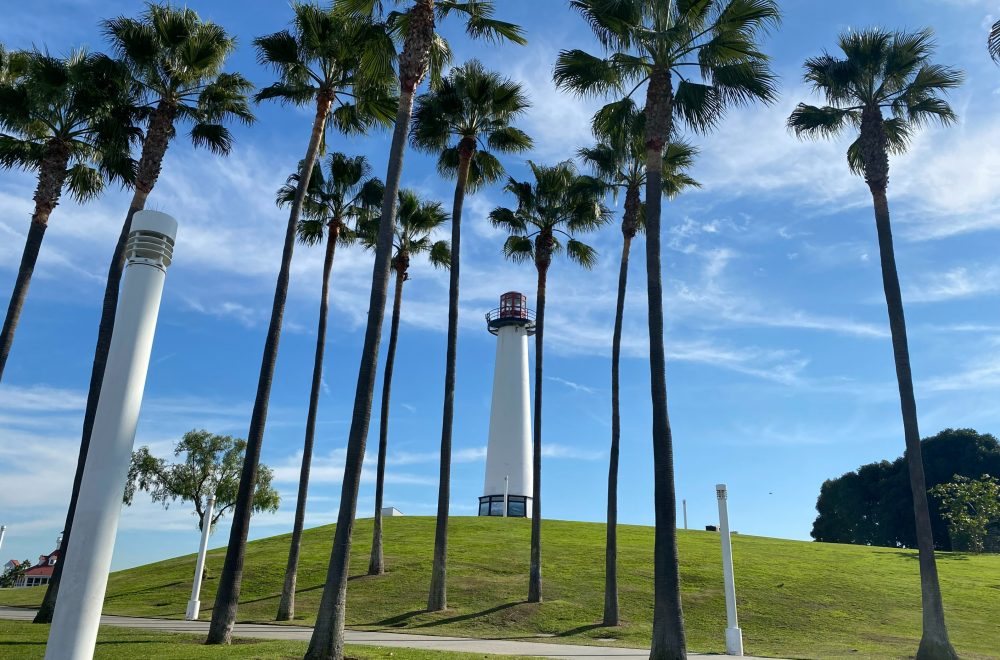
[716,483,728,499]
[127,210,178,269]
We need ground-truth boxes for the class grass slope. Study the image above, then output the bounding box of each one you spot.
[2,517,997,659]
[0,620,537,659]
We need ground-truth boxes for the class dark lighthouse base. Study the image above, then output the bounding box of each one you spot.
[478,494,532,517]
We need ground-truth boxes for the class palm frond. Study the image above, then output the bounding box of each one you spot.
[565,237,598,269]
[502,234,534,263]
[787,103,852,139]
[990,19,1000,63]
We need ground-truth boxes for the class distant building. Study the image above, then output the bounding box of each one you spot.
[14,534,62,588]
[381,507,404,517]
[3,559,21,573]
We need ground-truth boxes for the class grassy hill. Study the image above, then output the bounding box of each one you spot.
[2,517,997,659]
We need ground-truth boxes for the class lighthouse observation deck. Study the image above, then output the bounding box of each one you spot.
[486,291,536,335]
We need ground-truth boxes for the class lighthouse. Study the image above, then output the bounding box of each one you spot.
[480,292,535,518]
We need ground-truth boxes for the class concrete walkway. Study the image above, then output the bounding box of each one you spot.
[0,606,773,659]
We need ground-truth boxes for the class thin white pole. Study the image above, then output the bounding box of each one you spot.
[45,211,177,660]
[503,475,509,517]
[716,484,743,656]
[185,496,215,620]
[682,499,688,530]
[0,525,6,554]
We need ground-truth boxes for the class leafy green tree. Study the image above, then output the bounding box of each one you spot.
[410,58,531,610]
[579,106,698,626]
[124,430,280,530]
[307,2,524,657]
[930,475,1000,553]
[361,190,449,577]
[555,2,780,655]
[490,160,610,603]
[209,4,394,642]
[789,28,963,660]
[0,560,31,588]
[37,3,254,625]
[812,429,1000,551]
[274,154,382,622]
[0,50,139,382]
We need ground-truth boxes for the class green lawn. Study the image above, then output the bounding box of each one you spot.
[0,620,536,659]
[2,517,997,659]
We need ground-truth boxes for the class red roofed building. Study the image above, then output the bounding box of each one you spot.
[14,534,62,588]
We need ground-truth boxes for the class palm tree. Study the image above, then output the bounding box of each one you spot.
[0,50,139,382]
[35,5,254,624]
[788,28,962,660]
[990,20,1000,62]
[306,3,524,657]
[555,2,779,655]
[208,4,394,643]
[490,160,610,603]
[365,190,449,576]
[410,58,531,610]
[274,153,383,622]
[579,106,698,627]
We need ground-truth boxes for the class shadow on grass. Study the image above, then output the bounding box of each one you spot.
[555,623,604,638]
[104,581,184,600]
[412,602,522,629]
[890,551,969,561]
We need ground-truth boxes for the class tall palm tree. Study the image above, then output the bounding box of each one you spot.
[365,190,449,576]
[274,153,383,622]
[990,20,1000,62]
[579,106,698,627]
[35,3,254,624]
[555,2,779,655]
[306,3,524,657]
[490,160,610,603]
[0,50,139,382]
[209,4,394,643]
[788,28,962,660]
[410,58,531,610]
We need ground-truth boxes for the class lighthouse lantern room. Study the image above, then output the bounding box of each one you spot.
[481,292,535,517]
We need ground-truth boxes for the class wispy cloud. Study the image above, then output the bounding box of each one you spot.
[546,375,597,394]
[905,265,1000,303]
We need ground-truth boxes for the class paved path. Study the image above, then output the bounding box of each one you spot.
[0,606,773,659]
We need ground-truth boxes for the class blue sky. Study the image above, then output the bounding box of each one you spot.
[2,0,1000,571]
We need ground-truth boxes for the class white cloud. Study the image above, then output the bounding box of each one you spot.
[905,264,1000,302]
[540,443,604,460]
[546,375,598,394]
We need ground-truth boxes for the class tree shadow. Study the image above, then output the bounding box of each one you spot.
[555,623,604,638]
[890,551,969,561]
[412,601,522,629]
[104,581,184,600]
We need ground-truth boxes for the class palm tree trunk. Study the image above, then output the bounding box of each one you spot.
[868,185,957,660]
[0,142,70,382]
[276,222,340,621]
[644,66,687,660]
[605,226,634,627]
[527,260,547,604]
[208,92,332,645]
[305,31,429,652]
[427,144,473,611]
[31,103,176,623]
[369,267,406,576]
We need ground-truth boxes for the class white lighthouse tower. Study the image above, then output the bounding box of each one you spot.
[480,292,534,518]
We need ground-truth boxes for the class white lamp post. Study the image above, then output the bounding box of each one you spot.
[45,211,177,660]
[185,496,215,620]
[0,525,6,554]
[716,484,743,656]
[683,499,688,530]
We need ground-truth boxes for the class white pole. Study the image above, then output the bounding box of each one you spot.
[0,525,6,554]
[716,484,743,656]
[185,496,215,620]
[46,211,177,660]
[683,499,688,530]
[503,475,509,518]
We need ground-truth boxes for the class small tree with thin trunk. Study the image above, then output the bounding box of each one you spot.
[124,430,281,533]
[410,57,532,611]
[0,50,139,382]
[207,5,395,643]
[37,4,254,624]
[306,2,524,656]
[490,160,610,604]
[274,154,382,621]
[361,189,449,577]
[788,27,963,660]
[556,2,780,655]
[579,105,698,626]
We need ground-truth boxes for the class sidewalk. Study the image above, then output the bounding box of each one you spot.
[0,606,776,659]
